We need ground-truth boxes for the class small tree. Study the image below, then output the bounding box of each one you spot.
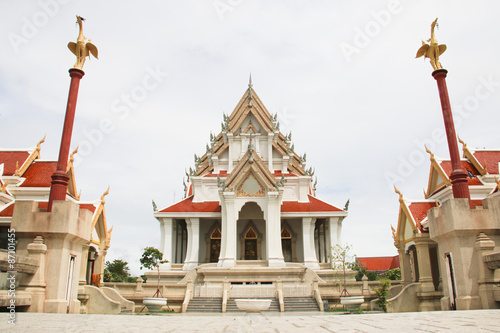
[329,243,357,297]
[375,279,391,312]
[382,268,401,281]
[104,259,137,283]
[353,263,378,281]
[140,247,168,298]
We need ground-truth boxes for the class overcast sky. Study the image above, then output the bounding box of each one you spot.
[1,1,499,276]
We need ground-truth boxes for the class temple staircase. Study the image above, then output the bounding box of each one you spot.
[283,297,320,311]
[226,298,280,312]
[186,297,222,312]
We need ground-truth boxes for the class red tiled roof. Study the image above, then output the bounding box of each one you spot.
[472,151,500,174]
[0,203,15,217]
[281,195,343,212]
[357,255,400,271]
[408,202,437,232]
[159,196,221,213]
[20,161,57,187]
[159,195,342,213]
[79,203,97,213]
[0,151,30,175]
[439,161,482,186]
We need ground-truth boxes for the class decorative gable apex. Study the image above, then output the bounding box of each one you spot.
[223,149,279,194]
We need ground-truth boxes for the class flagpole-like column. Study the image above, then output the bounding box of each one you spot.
[432,69,471,202]
[47,68,85,212]
[416,18,471,206]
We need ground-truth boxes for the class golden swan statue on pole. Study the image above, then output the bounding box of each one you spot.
[68,16,98,69]
[416,18,447,71]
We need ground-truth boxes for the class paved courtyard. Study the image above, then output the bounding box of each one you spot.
[2,310,500,332]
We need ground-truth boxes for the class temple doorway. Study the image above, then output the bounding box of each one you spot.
[210,228,221,262]
[281,226,292,262]
[237,202,265,260]
[86,246,97,285]
[244,227,258,260]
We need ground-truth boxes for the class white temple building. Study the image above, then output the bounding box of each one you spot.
[154,79,347,278]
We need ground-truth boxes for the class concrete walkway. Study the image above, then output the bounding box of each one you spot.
[2,310,500,332]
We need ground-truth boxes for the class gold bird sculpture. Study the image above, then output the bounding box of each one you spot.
[68,16,98,69]
[416,18,447,71]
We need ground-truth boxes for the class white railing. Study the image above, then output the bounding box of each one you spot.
[282,283,311,297]
[230,284,275,298]
[194,283,223,298]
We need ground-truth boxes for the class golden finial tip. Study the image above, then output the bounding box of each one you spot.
[100,186,110,203]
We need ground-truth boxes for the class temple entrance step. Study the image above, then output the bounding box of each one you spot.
[186,297,222,312]
[283,297,320,311]
[226,298,280,312]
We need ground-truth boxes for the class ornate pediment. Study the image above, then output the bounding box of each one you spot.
[237,172,265,197]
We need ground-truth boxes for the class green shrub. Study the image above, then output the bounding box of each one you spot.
[375,279,391,312]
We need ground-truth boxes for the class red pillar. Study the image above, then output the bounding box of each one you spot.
[47,68,85,212]
[432,69,471,205]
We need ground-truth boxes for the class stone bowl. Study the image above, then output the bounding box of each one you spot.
[234,299,272,312]
[143,297,167,313]
[340,296,364,312]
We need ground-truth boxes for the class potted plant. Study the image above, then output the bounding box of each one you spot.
[140,246,168,313]
[329,243,364,312]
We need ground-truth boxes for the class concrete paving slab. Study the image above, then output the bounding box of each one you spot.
[1,310,500,333]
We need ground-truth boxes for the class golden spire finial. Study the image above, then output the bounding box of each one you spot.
[67,15,99,69]
[416,18,447,71]
[105,226,113,246]
[100,186,110,204]
[458,136,466,149]
[36,135,46,152]
[391,225,397,242]
[68,145,80,170]
[424,145,435,161]
[394,185,404,202]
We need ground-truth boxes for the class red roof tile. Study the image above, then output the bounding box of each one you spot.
[79,203,97,213]
[439,161,482,186]
[357,255,400,271]
[472,151,500,174]
[0,151,31,176]
[159,196,221,213]
[281,195,342,212]
[0,203,15,217]
[20,161,57,187]
[408,202,437,232]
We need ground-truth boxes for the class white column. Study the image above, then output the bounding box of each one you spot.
[218,192,236,267]
[327,217,342,255]
[266,191,286,267]
[183,218,200,271]
[302,217,320,270]
[159,218,173,270]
